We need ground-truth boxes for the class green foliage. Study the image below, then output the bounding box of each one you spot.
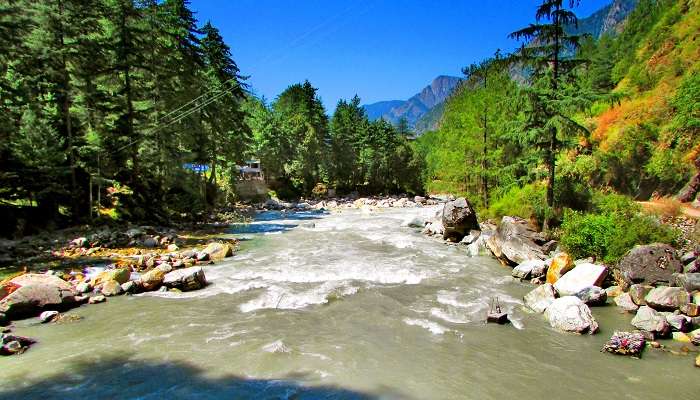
[0,0,249,226]
[560,193,678,263]
[487,183,550,223]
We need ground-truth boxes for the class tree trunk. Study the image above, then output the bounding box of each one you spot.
[58,0,78,217]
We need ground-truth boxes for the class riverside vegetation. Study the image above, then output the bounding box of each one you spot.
[1,0,700,384]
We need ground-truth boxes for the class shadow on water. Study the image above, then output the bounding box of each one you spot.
[0,355,402,400]
[228,210,326,235]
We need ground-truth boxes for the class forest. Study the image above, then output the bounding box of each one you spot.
[0,0,423,235]
[417,0,699,260]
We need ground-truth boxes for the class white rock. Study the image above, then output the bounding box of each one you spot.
[39,310,59,323]
[544,296,599,334]
[553,263,608,296]
[524,283,557,313]
[512,259,547,280]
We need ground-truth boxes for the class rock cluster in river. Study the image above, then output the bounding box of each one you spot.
[0,237,238,356]
[260,194,441,212]
[421,200,700,366]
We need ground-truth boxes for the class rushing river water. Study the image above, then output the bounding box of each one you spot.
[1,207,697,399]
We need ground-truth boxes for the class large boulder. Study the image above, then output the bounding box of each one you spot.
[631,306,670,337]
[644,286,690,311]
[524,283,557,313]
[441,198,480,242]
[0,282,76,320]
[486,216,546,265]
[544,296,599,334]
[10,274,73,291]
[201,242,234,261]
[618,244,683,287]
[553,263,608,296]
[163,267,207,291]
[512,259,547,280]
[546,253,574,284]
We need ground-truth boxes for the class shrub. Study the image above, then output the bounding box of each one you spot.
[559,211,615,261]
[560,204,679,264]
[591,191,640,218]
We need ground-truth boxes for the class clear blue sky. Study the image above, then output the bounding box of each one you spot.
[191,0,611,109]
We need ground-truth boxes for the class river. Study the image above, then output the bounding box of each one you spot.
[1,207,697,399]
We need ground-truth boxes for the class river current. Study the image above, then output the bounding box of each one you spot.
[1,207,697,399]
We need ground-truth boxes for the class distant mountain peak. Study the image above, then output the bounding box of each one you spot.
[362,75,461,128]
[568,0,637,38]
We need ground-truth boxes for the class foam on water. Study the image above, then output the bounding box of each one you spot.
[403,318,450,335]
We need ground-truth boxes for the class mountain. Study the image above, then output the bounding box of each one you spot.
[567,0,637,38]
[362,75,461,129]
[362,100,404,121]
[414,102,446,134]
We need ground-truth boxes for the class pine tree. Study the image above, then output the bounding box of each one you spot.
[329,95,366,190]
[199,21,249,190]
[509,0,589,213]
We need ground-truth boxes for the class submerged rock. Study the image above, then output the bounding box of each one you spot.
[544,296,599,334]
[0,333,36,356]
[618,244,683,287]
[631,306,670,337]
[88,295,106,304]
[441,198,479,242]
[553,263,607,296]
[163,267,207,291]
[524,283,557,313]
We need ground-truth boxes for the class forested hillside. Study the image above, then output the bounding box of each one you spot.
[418,0,699,216]
[0,0,250,228]
[0,0,423,235]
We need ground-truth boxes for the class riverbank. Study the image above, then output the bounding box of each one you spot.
[0,195,438,354]
[2,204,698,399]
[419,196,700,367]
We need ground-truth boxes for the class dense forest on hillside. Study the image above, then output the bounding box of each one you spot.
[0,0,421,235]
[418,0,699,220]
